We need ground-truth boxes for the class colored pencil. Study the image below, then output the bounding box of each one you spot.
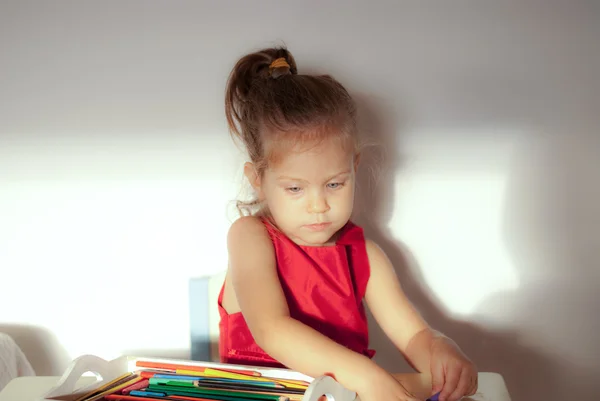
[100,364,308,401]
[148,378,300,397]
[150,378,196,388]
[147,384,290,401]
[190,384,297,399]
[141,370,173,379]
[148,373,284,388]
[138,367,177,377]
[175,370,307,390]
[105,395,173,401]
[170,396,241,401]
[191,382,303,395]
[135,361,262,377]
[191,384,303,400]
[204,370,309,389]
[170,396,249,401]
[131,390,167,397]
[192,378,284,388]
[121,378,149,395]
[108,392,226,401]
[106,393,264,401]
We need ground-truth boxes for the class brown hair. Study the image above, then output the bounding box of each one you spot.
[225,46,360,215]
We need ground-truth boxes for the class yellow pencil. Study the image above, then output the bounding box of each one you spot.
[204,369,309,390]
[175,368,309,390]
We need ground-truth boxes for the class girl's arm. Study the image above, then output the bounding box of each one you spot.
[226,217,416,401]
[364,240,477,401]
[363,240,431,371]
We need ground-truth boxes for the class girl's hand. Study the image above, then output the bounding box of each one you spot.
[430,337,478,401]
[355,366,421,401]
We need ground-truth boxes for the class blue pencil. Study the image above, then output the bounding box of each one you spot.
[427,392,440,401]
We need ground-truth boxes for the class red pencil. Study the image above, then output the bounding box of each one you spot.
[120,378,149,394]
[104,395,160,401]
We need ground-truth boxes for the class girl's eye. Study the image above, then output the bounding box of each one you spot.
[327,182,343,189]
[287,187,302,193]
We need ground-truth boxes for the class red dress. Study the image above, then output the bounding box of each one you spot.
[217,218,375,368]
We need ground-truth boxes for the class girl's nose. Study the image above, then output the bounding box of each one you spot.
[308,194,330,214]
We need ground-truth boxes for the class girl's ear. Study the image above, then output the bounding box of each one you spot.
[244,162,263,195]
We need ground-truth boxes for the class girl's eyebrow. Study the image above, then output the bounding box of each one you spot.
[326,170,351,181]
[276,170,351,183]
[276,175,308,183]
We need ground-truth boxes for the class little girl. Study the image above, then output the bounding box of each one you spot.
[217,46,477,401]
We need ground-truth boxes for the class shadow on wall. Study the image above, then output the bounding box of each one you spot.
[0,324,71,376]
[477,132,600,400]
[349,95,594,401]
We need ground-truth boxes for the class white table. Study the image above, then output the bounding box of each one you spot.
[0,373,511,401]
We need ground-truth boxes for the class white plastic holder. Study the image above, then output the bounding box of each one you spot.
[302,375,358,401]
[38,355,130,400]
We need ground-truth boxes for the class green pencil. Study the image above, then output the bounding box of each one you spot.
[147,384,290,401]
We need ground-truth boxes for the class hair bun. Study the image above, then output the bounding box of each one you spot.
[269,57,292,79]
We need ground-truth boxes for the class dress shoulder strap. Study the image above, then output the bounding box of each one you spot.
[335,221,366,246]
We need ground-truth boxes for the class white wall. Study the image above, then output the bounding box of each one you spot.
[1,1,598,400]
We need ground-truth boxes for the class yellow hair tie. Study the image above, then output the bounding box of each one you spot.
[269,57,290,70]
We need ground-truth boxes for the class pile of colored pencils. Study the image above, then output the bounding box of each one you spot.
[73,361,310,401]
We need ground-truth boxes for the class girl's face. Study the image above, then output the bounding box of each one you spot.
[251,136,358,246]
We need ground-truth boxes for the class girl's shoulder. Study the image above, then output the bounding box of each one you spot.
[228,215,275,237]
[228,215,264,230]
[227,216,273,252]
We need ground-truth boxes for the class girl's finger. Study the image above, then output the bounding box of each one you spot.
[447,367,470,401]
[466,369,478,395]
[431,359,445,395]
[401,392,421,401]
[439,363,461,401]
